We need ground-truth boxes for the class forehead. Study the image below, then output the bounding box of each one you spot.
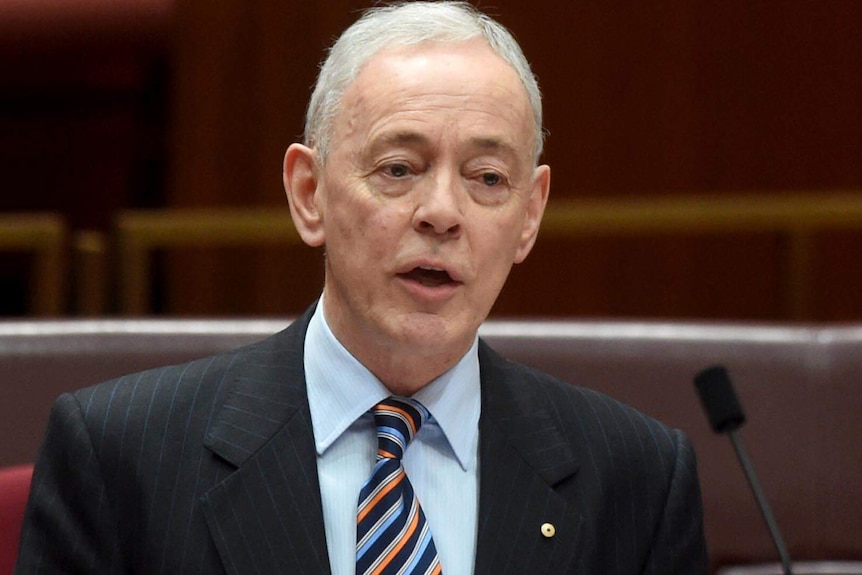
[332,39,535,156]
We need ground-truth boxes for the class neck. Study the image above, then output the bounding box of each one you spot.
[319,303,473,396]
[362,345,467,396]
[318,289,479,395]
[337,322,472,395]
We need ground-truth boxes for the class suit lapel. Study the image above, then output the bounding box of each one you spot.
[474,341,584,574]
[195,314,583,574]
[200,308,332,575]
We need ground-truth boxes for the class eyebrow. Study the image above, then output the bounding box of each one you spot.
[467,136,520,160]
[367,131,430,153]
[364,131,523,162]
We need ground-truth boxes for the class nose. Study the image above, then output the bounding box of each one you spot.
[412,173,462,239]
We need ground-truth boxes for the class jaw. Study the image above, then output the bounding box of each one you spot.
[322,282,481,393]
[320,249,510,392]
[367,310,478,394]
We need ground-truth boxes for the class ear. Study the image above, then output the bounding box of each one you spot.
[513,164,550,264]
[283,143,325,247]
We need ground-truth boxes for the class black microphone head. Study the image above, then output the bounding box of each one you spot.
[694,365,746,433]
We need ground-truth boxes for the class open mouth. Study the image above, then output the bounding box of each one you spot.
[399,266,458,288]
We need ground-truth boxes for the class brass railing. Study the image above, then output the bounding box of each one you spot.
[0,213,67,316]
[112,192,862,318]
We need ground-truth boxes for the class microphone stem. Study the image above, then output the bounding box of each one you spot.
[729,430,794,575]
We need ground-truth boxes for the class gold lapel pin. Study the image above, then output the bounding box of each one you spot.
[541,522,556,538]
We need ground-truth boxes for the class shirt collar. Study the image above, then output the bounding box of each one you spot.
[304,298,480,470]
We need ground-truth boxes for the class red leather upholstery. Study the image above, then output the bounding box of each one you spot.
[1,319,860,573]
[0,465,33,575]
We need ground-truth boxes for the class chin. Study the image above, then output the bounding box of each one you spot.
[393,311,477,356]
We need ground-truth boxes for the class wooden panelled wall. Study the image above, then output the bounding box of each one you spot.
[0,0,171,315]
[163,1,861,319]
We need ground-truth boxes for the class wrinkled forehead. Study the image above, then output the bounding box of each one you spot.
[336,39,535,145]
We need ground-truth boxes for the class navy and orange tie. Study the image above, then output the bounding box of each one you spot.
[355,397,442,575]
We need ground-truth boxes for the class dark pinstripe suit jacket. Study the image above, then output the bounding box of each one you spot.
[16,307,708,574]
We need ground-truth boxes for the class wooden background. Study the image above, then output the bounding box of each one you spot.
[2,0,861,319]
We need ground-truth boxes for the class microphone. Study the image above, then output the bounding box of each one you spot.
[694,366,794,575]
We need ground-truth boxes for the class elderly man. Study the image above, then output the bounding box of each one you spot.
[16,2,708,574]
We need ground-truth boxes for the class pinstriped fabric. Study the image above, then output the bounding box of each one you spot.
[356,398,442,575]
[16,354,237,574]
[474,341,708,575]
[16,304,707,575]
[15,315,333,574]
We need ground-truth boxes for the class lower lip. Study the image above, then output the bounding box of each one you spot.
[397,275,463,303]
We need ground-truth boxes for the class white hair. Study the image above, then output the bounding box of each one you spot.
[304,1,545,164]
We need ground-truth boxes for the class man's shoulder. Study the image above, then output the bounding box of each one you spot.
[67,324,303,425]
[479,339,681,447]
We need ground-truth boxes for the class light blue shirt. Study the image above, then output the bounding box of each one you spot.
[304,301,480,575]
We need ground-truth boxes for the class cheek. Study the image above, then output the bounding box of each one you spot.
[329,198,407,262]
[363,198,412,236]
[473,217,524,279]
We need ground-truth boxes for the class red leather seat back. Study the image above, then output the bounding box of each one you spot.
[0,464,34,575]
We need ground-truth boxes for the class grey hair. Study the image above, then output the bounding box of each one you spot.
[304,1,545,164]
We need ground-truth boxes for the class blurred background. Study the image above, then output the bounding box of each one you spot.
[1,0,860,320]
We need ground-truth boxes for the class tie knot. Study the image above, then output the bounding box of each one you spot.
[372,396,429,461]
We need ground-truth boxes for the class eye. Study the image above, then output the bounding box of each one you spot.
[383,163,411,178]
[481,172,502,187]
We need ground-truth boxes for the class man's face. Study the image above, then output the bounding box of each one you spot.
[306,39,549,377]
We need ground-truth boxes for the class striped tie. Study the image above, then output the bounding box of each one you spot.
[356,397,442,575]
